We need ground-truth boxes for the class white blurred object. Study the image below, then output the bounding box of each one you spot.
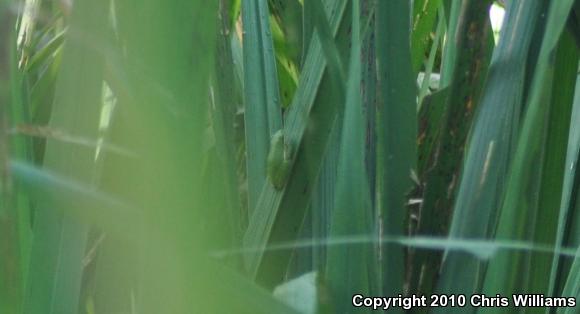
[274,271,318,314]
[490,2,506,43]
[417,72,440,91]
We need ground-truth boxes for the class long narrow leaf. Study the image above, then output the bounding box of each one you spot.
[326,2,372,313]
[242,0,283,212]
[413,0,493,299]
[243,0,348,285]
[23,1,109,313]
[375,0,416,305]
[0,2,21,313]
[435,2,543,311]
[480,2,577,312]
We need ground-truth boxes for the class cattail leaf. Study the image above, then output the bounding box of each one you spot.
[549,57,580,299]
[480,1,577,312]
[434,2,544,311]
[413,0,493,300]
[411,0,442,72]
[22,1,110,313]
[557,247,580,314]
[243,0,348,285]
[375,0,417,305]
[242,0,283,213]
[326,2,373,312]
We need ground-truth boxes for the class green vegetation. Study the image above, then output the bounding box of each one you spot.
[0,0,579,313]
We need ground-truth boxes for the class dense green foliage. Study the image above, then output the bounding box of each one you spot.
[0,0,579,313]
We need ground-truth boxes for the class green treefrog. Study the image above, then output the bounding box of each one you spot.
[267,130,293,189]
